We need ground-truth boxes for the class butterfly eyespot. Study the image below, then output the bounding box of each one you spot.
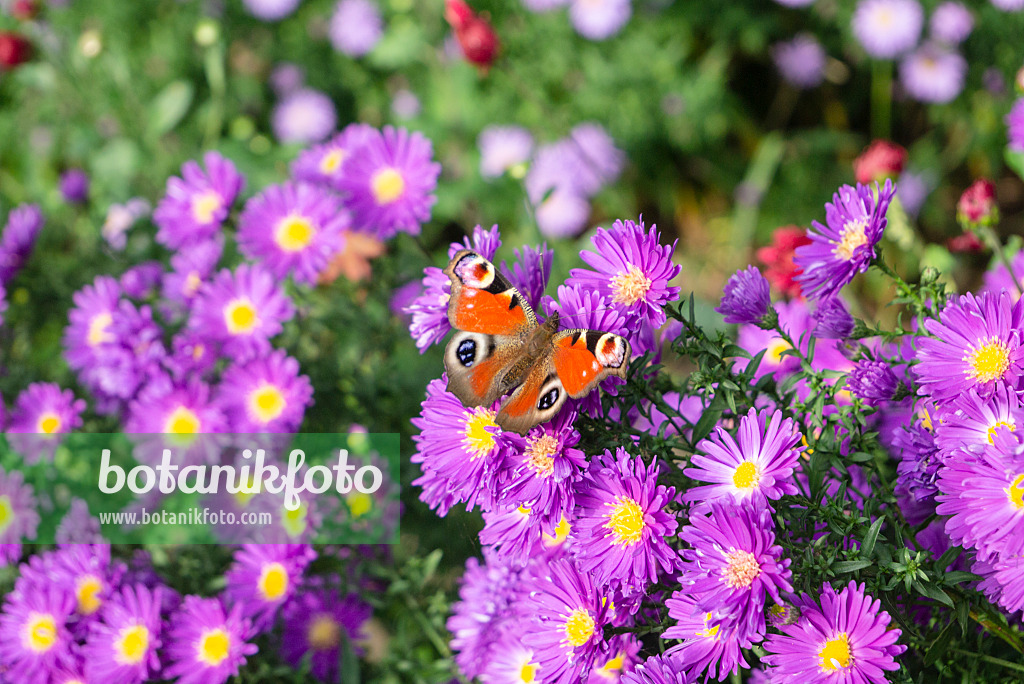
[457,339,477,367]
[538,387,559,411]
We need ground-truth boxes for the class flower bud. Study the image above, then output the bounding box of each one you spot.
[847,359,902,405]
[947,231,984,253]
[956,178,998,230]
[10,0,38,20]
[813,298,854,339]
[0,31,31,70]
[445,0,499,68]
[853,140,907,184]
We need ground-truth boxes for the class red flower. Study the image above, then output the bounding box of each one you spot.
[947,231,984,253]
[957,178,998,229]
[445,0,499,68]
[853,140,907,184]
[10,0,38,20]
[756,225,811,298]
[0,32,31,70]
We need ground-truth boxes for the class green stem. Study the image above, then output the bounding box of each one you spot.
[978,225,1024,297]
[404,594,452,658]
[871,60,893,141]
[872,257,927,310]
[951,650,1024,674]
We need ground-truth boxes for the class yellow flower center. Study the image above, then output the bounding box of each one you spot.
[184,272,203,296]
[197,628,231,666]
[606,496,645,546]
[88,312,114,346]
[965,339,1011,383]
[258,562,289,601]
[1007,473,1024,509]
[274,215,316,253]
[224,298,260,335]
[23,613,57,653]
[610,264,652,306]
[519,661,537,683]
[596,653,625,678]
[348,492,373,518]
[191,190,223,224]
[517,505,532,516]
[463,408,499,460]
[819,633,852,671]
[36,412,61,434]
[114,624,150,664]
[164,406,201,434]
[525,434,557,477]
[543,516,571,547]
[75,576,103,615]
[0,496,13,535]
[834,218,869,261]
[307,615,340,651]
[988,421,1016,444]
[248,384,287,424]
[562,608,595,648]
[732,461,760,490]
[319,149,345,174]
[723,549,761,588]
[765,338,791,365]
[696,612,720,639]
[371,168,405,204]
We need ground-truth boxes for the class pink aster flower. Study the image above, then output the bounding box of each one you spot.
[280,585,372,683]
[337,125,441,239]
[7,382,85,436]
[188,263,295,361]
[0,582,77,682]
[569,0,631,41]
[852,0,924,59]
[899,43,967,104]
[0,467,39,552]
[762,581,906,683]
[217,350,314,432]
[291,123,375,189]
[329,0,383,56]
[224,544,315,633]
[663,593,749,681]
[83,584,163,684]
[153,151,244,250]
[478,125,534,178]
[622,654,690,684]
[0,203,44,285]
[272,88,337,144]
[163,595,258,684]
[933,386,1023,456]
[238,181,348,286]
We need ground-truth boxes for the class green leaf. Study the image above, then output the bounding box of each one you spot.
[914,581,954,608]
[942,571,981,585]
[831,559,874,574]
[1006,149,1024,182]
[861,517,885,558]
[147,80,194,137]
[691,397,724,444]
[923,621,955,667]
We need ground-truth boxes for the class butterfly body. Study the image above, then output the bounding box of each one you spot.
[442,249,631,434]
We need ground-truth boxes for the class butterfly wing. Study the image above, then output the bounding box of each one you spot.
[443,250,537,408]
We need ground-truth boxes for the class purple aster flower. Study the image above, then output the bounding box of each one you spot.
[846,359,902,404]
[500,243,553,312]
[762,581,905,683]
[189,263,295,361]
[479,632,542,684]
[125,378,228,459]
[102,197,150,250]
[480,505,547,564]
[568,122,626,190]
[242,0,299,20]
[42,545,123,622]
[55,498,104,546]
[852,0,924,59]
[272,88,337,144]
[238,182,348,285]
[162,236,224,310]
[679,503,793,641]
[337,125,441,239]
[82,584,164,684]
[622,654,689,684]
[523,558,610,684]
[523,0,570,10]
[663,593,749,680]
[567,217,681,331]
[684,408,802,511]
[7,382,84,436]
[572,448,680,592]
[119,261,163,299]
[914,291,1024,403]
[392,89,421,119]
[934,386,1022,456]
[1007,98,1024,153]
[717,266,772,325]
[217,350,314,432]
[163,329,219,380]
[0,582,76,681]
[164,595,257,684]
[794,180,895,300]
[936,432,1024,561]
[291,123,376,189]
[930,2,973,43]
[270,62,305,96]
[153,151,244,250]
[224,544,316,632]
[982,249,1024,301]
[896,169,934,218]
[991,0,1024,10]
[0,467,39,551]
[813,297,855,339]
[59,168,89,203]
[588,635,642,682]
[64,275,121,383]
[281,586,371,683]
[535,189,591,238]
[329,0,383,57]
[899,43,967,104]
[478,125,534,178]
[411,378,513,515]
[0,203,43,284]
[892,416,945,507]
[772,34,827,89]
[975,555,1024,615]
[569,0,631,40]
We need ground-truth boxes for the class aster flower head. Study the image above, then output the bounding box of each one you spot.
[679,503,793,640]
[899,43,967,104]
[847,359,903,405]
[480,632,543,684]
[82,584,163,684]
[272,88,337,144]
[662,593,749,681]
[0,203,43,284]
[572,448,680,591]
[55,498,104,546]
[478,125,534,178]
[291,123,375,189]
[536,189,591,238]
[238,181,348,286]
[0,582,76,681]
[975,554,1024,615]
[281,586,372,683]
[217,351,313,432]
[717,266,772,326]
[153,151,244,250]
[914,291,1024,403]
[1006,98,1024,153]
[992,0,1024,11]
[0,467,39,551]
[772,34,826,89]
[569,0,631,40]
[523,558,610,684]
[164,595,258,684]
[930,2,973,43]
[59,168,89,203]
[763,581,905,683]
[102,197,151,250]
[7,382,85,437]
[684,408,803,511]
[242,0,299,20]
[567,217,681,331]
[794,180,895,300]
[189,263,295,361]
[934,386,1023,456]
[622,654,691,684]
[814,297,855,339]
[224,544,315,633]
[43,544,122,620]
[329,0,383,57]
[337,125,441,239]
[501,243,553,312]
[852,0,924,59]
[125,378,228,469]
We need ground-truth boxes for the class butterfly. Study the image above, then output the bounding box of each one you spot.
[442,249,632,435]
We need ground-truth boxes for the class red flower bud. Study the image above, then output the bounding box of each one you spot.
[445,0,499,68]
[756,225,812,298]
[10,0,38,20]
[957,178,998,229]
[947,231,984,254]
[853,140,907,185]
[0,32,31,70]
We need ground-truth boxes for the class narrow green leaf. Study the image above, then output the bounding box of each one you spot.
[861,517,885,558]
[147,80,194,137]
[831,559,874,574]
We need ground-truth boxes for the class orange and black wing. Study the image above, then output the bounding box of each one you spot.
[550,329,631,398]
[444,249,537,336]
